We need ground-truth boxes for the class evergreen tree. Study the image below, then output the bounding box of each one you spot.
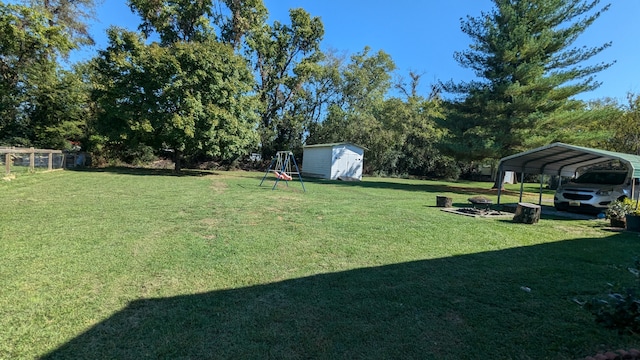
[442,0,613,162]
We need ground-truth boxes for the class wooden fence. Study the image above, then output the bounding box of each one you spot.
[0,147,65,175]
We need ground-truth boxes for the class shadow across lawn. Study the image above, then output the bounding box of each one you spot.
[41,235,640,359]
[67,166,218,177]
[300,176,549,199]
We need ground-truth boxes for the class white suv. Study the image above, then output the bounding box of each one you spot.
[554,170,631,213]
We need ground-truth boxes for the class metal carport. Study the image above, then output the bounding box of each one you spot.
[496,142,640,205]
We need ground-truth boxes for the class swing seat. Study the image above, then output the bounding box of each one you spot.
[259,150,305,192]
[274,171,292,181]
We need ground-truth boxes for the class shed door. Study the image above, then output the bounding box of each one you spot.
[343,152,362,179]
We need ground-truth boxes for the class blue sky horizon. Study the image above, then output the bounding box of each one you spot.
[61,0,640,103]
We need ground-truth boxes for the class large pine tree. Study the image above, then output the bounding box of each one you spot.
[442,0,613,162]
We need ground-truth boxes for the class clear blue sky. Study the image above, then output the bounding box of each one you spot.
[71,0,639,102]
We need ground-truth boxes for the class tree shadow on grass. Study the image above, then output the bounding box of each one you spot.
[68,166,219,177]
[300,176,550,200]
[41,235,640,359]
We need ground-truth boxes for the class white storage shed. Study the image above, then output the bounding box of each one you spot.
[302,143,365,181]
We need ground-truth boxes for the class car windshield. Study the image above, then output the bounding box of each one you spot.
[573,172,627,185]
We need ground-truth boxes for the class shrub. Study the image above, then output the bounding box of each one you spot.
[584,257,640,335]
[605,198,639,220]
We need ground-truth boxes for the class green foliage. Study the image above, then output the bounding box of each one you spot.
[443,0,614,162]
[585,258,640,335]
[129,0,215,44]
[217,0,267,48]
[247,7,324,157]
[528,98,622,150]
[28,0,99,48]
[608,93,640,155]
[28,69,90,149]
[91,27,258,170]
[307,48,396,170]
[0,2,92,148]
[341,46,395,112]
[307,49,454,177]
[378,97,448,177]
[605,198,640,220]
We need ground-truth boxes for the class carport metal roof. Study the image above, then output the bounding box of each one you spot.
[498,142,640,178]
[496,142,640,205]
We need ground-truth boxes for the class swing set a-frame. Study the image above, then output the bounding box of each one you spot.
[259,151,306,192]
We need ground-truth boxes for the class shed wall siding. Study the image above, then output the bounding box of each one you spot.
[302,147,332,178]
[303,143,364,180]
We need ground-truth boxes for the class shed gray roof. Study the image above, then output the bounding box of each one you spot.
[498,142,640,178]
[303,142,366,150]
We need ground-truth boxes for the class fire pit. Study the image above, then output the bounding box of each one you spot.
[441,207,512,218]
[467,196,493,209]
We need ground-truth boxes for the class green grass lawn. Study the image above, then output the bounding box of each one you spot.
[2,169,639,359]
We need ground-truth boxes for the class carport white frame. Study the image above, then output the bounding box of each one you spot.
[495,142,640,206]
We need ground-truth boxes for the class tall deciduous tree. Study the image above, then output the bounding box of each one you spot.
[216,0,267,49]
[129,0,215,44]
[375,96,449,178]
[28,0,99,48]
[307,47,398,172]
[0,2,77,146]
[442,0,613,163]
[246,7,324,157]
[609,94,640,155]
[92,27,258,171]
[339,46,395,113]
[26,68,90,149]
[22,0,99,148]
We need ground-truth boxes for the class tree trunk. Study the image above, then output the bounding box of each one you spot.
[513,202,541,224]
[436,196,453,207]
[492,170,506,190]
[174,149,182,172]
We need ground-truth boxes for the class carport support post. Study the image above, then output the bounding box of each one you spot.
[633,178,637,210]
[496,168,504,205]
[633,179,636,201]
[519,172,525,202]
[539,174,544,205]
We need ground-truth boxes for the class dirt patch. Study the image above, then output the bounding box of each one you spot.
[200,218,219,226]
[148,159,175,169]
[210,180,228,193]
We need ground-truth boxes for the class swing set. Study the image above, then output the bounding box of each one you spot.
[259,151,306,192]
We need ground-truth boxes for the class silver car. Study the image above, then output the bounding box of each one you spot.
[554,170,631,213]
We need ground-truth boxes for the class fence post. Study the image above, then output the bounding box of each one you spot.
[48,151,53,171]
[5,152,11,175]
[29,147,35,171]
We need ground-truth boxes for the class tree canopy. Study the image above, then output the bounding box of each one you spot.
[442,0,613,162]
[246,7,324,157]
[0,1,86,147]
[91,27,258,171]
[0,0,630,180]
